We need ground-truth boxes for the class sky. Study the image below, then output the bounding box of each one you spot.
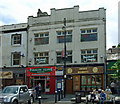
[0,0,119,49]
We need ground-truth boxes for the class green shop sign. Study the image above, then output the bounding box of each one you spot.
[29,68,53,73]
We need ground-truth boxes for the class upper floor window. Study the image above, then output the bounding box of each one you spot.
[57,30,72,43]
[11,34,21,45]
[34,32,49,45]
[81,49,98,63]
[34,52,49,65]
[12,52,21,65]
[56,51,72,63]
[80,28,97,42]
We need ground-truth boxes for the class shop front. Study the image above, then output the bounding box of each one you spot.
[106,60,117,86]
[66,65,104,94]
[27,66,56,94]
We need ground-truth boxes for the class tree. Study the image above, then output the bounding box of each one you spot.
[112,59,120,80]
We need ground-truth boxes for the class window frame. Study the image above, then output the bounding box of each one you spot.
[11,34,21,45]
[80,28,98,42]
[81,49,98,63]
[34,32,49,45]
[56,30,72,43]
[34,52,49,65]
[11,52,21,66]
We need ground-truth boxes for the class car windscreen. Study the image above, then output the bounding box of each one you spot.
[2,87,18,94]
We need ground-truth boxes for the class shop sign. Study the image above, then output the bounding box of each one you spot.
[107,60,117,71]
[66,66,103,75]
[29,68,53,73]
[0,71,13,79]
[27,66,55,76]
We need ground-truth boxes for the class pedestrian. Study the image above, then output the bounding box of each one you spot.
[35,83,41,99]
[110,81,115,94]
[90,90,96,104]
[105,86,112,94]
[99,90,106,104]
[116,81,119,95]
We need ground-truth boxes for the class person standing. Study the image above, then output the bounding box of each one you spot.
[110,81,115,94]
[99,90,106,104]
[90,90,96,104]
[35,83,41,99]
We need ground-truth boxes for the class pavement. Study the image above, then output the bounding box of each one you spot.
[33,94,120,104]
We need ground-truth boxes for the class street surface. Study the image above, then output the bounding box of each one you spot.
[33,94,120,104]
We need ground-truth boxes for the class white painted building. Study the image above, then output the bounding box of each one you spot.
[0,23,27,86]
[27,5,106,66]
[27,5,106,92]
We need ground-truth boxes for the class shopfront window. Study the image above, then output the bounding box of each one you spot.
[81,75,102,91]
[96,75,102,84]
[82,76,87,85]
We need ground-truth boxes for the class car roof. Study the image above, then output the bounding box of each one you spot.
[5,85,28,87]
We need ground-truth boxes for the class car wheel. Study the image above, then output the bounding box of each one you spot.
[28,100,31,104]
[13,100,18,104]
[30,96,34,103]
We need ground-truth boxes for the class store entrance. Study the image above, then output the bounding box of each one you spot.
[34,79,45,93]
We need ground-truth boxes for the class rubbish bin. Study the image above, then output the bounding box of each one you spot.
[76,93,81,103]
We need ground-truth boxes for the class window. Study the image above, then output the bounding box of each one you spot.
[11,34,21,45]
[34,52,49,65]
[56,51,72,63]
[34,32,49,45]
[12,52,20,65]
[81,28,97,42]
[81,49,98,63]
[57,30,72,43]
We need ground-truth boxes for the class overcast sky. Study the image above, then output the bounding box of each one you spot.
[0,0,119,49]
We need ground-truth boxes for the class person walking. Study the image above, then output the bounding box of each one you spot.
[99,90,106,104]
[110,81,115,94]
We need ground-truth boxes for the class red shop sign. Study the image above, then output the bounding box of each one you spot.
[27,66,55,76]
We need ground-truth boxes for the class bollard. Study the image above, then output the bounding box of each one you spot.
[61,90,63,99]
[38,96,41,104]
[76,93,81,103]
[86,95,88,104]
[58,90,60,101]
[55,91,57,103]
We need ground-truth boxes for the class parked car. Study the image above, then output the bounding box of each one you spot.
[0,85,32,104]
[28,88,35,103]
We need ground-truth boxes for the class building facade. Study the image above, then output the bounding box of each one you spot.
[27,5,106,94]
[0,23,27,88]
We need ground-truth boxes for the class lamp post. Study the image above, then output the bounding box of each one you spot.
[62,18,66,98]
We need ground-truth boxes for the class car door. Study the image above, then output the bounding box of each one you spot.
[19,86,29,103]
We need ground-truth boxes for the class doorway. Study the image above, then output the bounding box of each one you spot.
[34,79,45,93]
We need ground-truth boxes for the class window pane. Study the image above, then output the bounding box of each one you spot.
[68,30,72,34]
[81,50,85,54]
[57,32,61,35]
[87,50,91,54]
[87,29,91,33]
[96,75,101,84]
[88,76,91,85]
[12,34,21,45]
[81,30,85,33]
[81,33,97,42]
[82,76,86,85]
[93,49,97,53]
[92,75,95,84]
[93,29,97,32]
